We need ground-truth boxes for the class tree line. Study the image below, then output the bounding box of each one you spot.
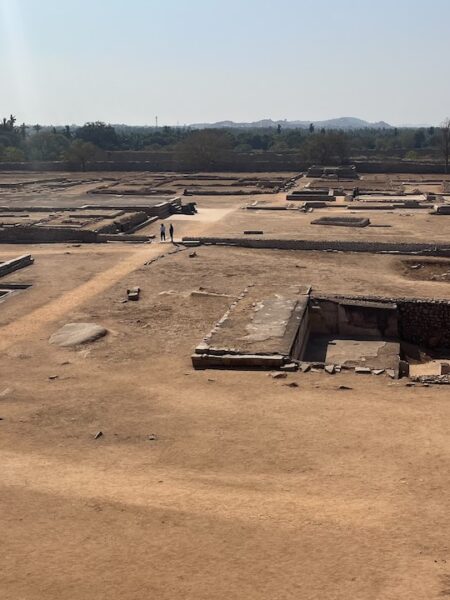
[1,116,450,171]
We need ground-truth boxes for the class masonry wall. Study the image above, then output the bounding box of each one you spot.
[182,236,450,257]
[0,156,448,174]
[0,254,33,276]
[311,293,450,351]
[398,300,450,349]
[309,298,398,339]
[0,226,99,243]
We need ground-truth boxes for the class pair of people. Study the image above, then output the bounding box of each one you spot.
[160,222,174,242]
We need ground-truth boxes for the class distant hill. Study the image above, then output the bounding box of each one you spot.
[190,117,392,130]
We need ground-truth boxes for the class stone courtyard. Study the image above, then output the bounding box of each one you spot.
[1,167,450,599]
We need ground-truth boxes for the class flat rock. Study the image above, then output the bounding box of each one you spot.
[372,369,385,375]
[127,286,140,301]
[49,323,107,347]
[325,365,335,374]
[270,372,287,379]
[355,367,371,374]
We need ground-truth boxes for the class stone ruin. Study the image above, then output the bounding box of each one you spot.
[192,286,450,383]
[286,189,336,202]
[0,254,33,304]
[311,216,370,228]
[0,198,184,244]
[307,165,359,179]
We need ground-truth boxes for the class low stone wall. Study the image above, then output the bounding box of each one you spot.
[182,236,450,257]
[311,217,370,227]
[287,193,335,201]
[94,211,147,234]
[83,198,180,219]
[0,157,448,174]
[0,226,99,244]
[113,211,148,232]
[307,165,358,178]
[0,254,34,276]
[0,161,70,172]
[433,205,450,215]
[97,233,153,243]
[354,161,450,174]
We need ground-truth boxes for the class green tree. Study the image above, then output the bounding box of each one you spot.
[175,130,233,170]
[414,130,426,149]
[0,115,21,149]
[76,121,118,149]
[0,146,25,162]
[64,140,98,170]
[27,131,69,161]
[0,115,17,132]
[304,131,349,165]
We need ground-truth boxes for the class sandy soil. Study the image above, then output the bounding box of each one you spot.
[0,171,450,599]
[400,258,450,282]
[200,194,450,244]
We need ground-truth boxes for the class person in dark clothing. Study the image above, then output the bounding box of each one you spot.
[169,223,174,243]
[160,223,166,241]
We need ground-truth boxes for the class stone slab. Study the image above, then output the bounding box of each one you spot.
[49,323,107,347]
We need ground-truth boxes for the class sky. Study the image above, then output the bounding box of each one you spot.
[1,0,449,127]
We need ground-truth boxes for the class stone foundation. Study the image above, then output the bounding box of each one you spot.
[182,237,450,257]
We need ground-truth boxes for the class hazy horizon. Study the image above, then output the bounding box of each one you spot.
[1,0,449,127]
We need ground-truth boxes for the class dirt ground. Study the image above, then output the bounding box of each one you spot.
[400,258,450,282]
[0,171,450,599]
[193,194,450,244]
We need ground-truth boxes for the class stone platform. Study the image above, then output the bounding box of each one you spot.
[192,284,311,369]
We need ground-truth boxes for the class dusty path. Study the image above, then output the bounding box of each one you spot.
[0,208,238,351]
[0,245,157,352]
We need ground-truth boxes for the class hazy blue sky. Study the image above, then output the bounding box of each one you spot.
[1,0,449,126]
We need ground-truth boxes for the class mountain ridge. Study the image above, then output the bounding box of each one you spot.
[190,117,393,130]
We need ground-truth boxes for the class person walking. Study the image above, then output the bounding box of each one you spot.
[169,223,174,243]
[160,223,166,242]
